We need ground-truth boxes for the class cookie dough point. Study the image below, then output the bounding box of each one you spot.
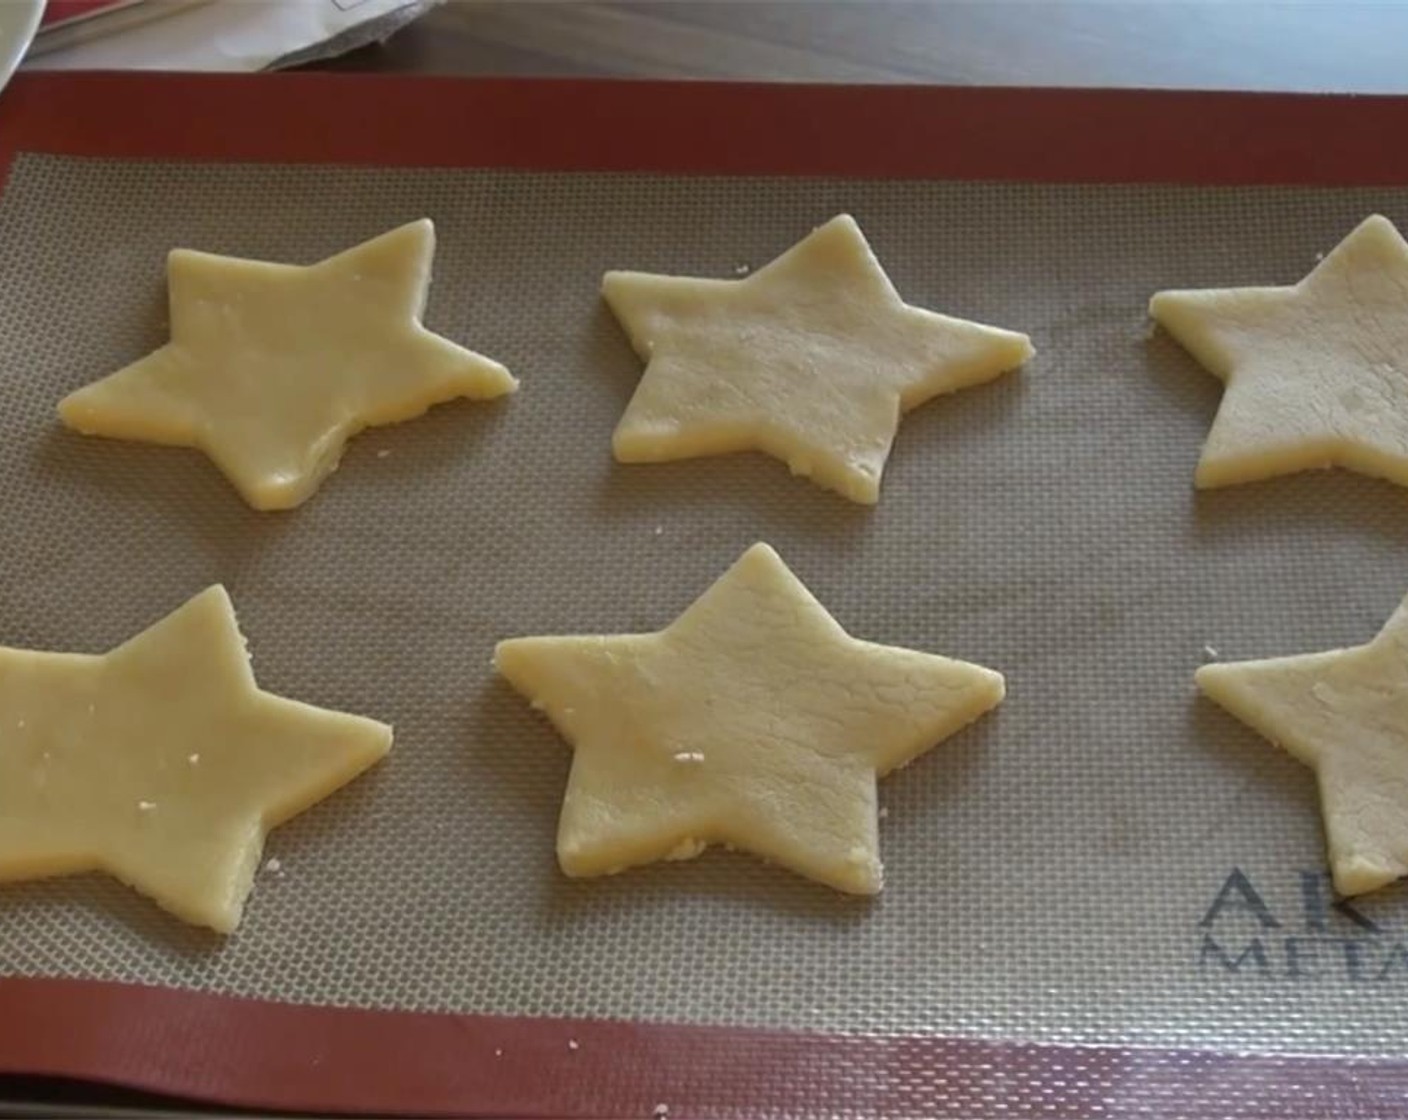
[1151,214,1408,490]
[604,214,1033,504]
[495,542,1005,893]
[0,587,391,932]
[58,220,517,510]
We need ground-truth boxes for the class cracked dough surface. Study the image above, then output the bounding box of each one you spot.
[604,214,1033,504]
[0,587,391,932]
[494,543,1005,894]
[58,220,517,511]
[1152,214,1408,489]
[1198,593,1408,897]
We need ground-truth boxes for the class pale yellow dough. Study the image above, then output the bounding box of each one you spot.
[494,543,1005,893]
[0,587,391,932]
[59,220,517,510]
[1152,214,1408,489]
[604,214,1033,504]
[1198,594,1408,897]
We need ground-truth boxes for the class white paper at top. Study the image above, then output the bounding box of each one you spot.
[25,0,439,72]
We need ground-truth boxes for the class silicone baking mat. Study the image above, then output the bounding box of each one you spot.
[4,74,1408,1118]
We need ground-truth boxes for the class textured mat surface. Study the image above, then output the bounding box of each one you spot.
[3,153,1407,1056]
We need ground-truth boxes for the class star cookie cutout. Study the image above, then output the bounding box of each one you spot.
[0,587,391,932]
[1152,214,1408,489]
[59,220,517,510]
[1198,593,1408,897]
[495,543,1005,893]
[603,214,1034,504]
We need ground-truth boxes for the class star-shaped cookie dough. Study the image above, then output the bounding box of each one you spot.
[1198,594,1408,897]
[0,587,391,932]
[1152,214,1408,489]
[603,214,1034,504]
[59,220,517,510]
[495,543,1004,893]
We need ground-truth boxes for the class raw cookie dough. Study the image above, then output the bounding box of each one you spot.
[59,220,517,510]
[1151,214,1408,489]
[1198,593,1408,897]
[603,214,1033,504]
[495,543,1005,893]
[0,587,391,932]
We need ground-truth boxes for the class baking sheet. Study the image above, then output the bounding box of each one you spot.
[3,152,1408,1059]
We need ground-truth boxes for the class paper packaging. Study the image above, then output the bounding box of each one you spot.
[2,153,1408,1058]
[25,0,438,72]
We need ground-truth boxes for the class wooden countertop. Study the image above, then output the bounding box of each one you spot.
[317,0,1408,92]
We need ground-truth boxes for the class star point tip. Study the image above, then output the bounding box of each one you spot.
[740,541,783,564]
[1334,853,1405,898]
[977,667,1006,704]
[492,636,546,680]
[1193,660,1231,688]
[1355,213,1398,237]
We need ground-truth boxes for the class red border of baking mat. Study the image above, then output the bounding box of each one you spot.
[4,71,1408,184]
[5,975,1408,1119]
[3,72,1408,1118]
